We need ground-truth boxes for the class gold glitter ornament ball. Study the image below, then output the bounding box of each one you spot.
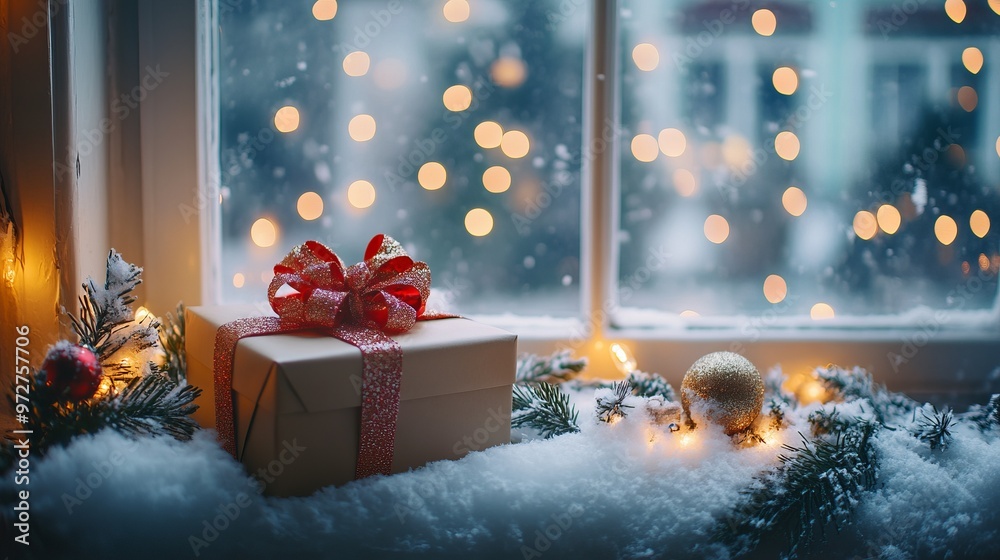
[681,352,764,435]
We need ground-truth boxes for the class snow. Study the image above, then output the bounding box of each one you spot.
[6,381,1000,559]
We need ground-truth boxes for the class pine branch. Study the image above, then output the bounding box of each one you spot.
[108,373,202,440]
[624,370,675,400]
[914,406,954,451]
[595,381,633,424]
[964,394,1000,433]
[516,350,587,384]
[815,366,914,424]
[719,422,879,557]
[807,407,855,436]
[512,383,580,439]
[158,303,187,384]
[767,397,787,430]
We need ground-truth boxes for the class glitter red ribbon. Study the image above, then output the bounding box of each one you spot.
[213,235,449,479]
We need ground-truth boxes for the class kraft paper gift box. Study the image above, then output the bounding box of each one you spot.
[185,305,516,497]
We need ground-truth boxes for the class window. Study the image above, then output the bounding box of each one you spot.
[216,0,588,317]
[616,0,1000,328]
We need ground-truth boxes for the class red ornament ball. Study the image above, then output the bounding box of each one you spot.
[40,342,104,402]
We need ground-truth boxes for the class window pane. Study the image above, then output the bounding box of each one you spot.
[617,0,1000,324]
[217,0,587,316]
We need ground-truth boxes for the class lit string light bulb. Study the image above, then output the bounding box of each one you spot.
[609,342,637,375]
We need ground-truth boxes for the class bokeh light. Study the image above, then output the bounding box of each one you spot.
[957,86,978,112]
[945,0,967,23]
[810,303,835,320]
[274,106,300,133]
[763,274,787,304]
[658,128,686,157]
[311,0,337,21]
[251,218,277,247]
[673,169,697,197]
[935,215,958,245]
[632,43,659,71]
[232,273,245,288]
[772,67,798,95]
[774,131,800,161]
[347,180,376,209]
[704,215,730,244]
[475,121,504,149]
[296,192,324,221]
[501,130,530,158]
[348,114,376,141]
[752,9,777,36]
[970,209,990,238]
[962,47,983,74]
[853,211,877,240]
[482,166,511,193]
[631,134,658,162]
[781,187,807,217]
[342,51,370,77]
[443,85,473,112]
[443,0,470,23]
[876,204,901,234]
[418,162,447,190]
[491,57,527,88]
[465,208,494,237]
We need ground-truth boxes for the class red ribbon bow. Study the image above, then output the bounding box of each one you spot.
[213,235,448,480]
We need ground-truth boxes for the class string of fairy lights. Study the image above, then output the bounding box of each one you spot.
[626,2,998,319]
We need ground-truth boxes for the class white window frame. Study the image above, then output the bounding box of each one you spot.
[127,0,999,394]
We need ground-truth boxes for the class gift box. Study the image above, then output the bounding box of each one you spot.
[185,304,516,496]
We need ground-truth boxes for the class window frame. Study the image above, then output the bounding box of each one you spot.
[133,0,1000,394]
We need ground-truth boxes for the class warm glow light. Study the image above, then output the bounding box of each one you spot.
[482,166,511,193]
[251,218,277,248]
[781,186,807,216]
[418,162,447,190]
[679,310,700,318]
[763,274,787,304]
[311,0,337,21]
[752,9,777,36]
[475,121,504,148]
[673,169,697,197]
[945,0,967,23]
[774,131,800,161]
[274,106,300,133]
[962,47,984,74]
[233,273,245,288]
[772,67,798,95]
[996,136,1000,159]
[722,135,751,168]
[658,128,686,157]
[876,204,901,234]
[679,433,695,448]
[491,57,527,88]
[980,253,991,272]
[465,208,494,237]
[704,214,730,244]
[970,209,990,238]
[631,134,658,162]
[853,211,878,240]
[632,43,659,71]
[135,306,152,323]
[957,86,978,112]
[810,303,835,320]
[609,342,637,375]
[500,130,530,158]
[992,0,1000,15]
[442,85,473,112]
[348,114,376,142]
[443,0,470,23]
[347,180,376,209]
[342,51,370,76]
[296,192,324,221]
[797,380,827,404]
[935,215,958,245]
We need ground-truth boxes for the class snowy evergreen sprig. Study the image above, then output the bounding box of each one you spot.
[158,303,187,384]
[595,381,633,424]
[624,370,675,400]
[66,250,160,369]
[914,406,955,451]
[512,383,580,439]
[515,350,588,384]
[964,394,1000,433]
[720,421,879,557]
[808,407,855,436]
[815,366,915,424]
